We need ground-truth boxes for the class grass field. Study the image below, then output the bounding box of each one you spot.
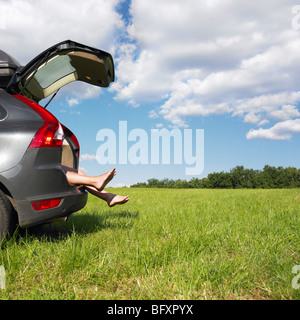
[0,188,299,300]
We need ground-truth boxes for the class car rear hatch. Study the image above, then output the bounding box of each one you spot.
[7,40,115,169]
[6,39,115,103]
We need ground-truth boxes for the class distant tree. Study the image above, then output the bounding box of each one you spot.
[219,172,233,188]
[130,182,148,188]
[130,165,300,189]
[241,168,256,188]
[147,178,160,187]
[230,166,245,188]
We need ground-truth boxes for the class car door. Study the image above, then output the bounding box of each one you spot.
[6,39,115,103]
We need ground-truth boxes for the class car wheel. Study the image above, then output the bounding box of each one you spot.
[0,190,18,242]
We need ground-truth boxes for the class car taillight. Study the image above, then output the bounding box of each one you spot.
[13,95,64,148]
[28,122,63,148]
[31,198,62,211]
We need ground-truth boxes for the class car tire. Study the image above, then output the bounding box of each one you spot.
[0,190,18,242]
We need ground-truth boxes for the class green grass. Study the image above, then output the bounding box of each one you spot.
[0,188,299,300]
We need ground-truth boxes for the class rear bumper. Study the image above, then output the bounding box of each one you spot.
[0,147,88,228]
[15,188,88,228]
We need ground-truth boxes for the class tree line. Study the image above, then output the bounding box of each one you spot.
[130,165,300,189]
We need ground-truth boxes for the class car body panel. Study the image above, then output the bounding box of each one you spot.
[0,90,42,173]
[15,191,88,228]
[0,124,88,228]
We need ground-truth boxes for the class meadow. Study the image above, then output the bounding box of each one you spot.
[0,188,299,300]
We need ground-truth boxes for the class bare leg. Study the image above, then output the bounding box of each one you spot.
[63,166,129,207]
[63,166,116,191]
[85,187,129,207]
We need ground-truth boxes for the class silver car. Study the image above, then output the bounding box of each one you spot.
[0,40,114,240]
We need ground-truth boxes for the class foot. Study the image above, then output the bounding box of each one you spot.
[93,168,116,191]
[107,194,130,207]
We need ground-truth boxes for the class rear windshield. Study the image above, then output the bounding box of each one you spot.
[26,55,76,100]
[34,55,75,89]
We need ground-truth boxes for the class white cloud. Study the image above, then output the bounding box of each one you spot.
[270,105,300,121]
[246,119,300,140]
[0,0,123,103]
[111,0,300,138]
[80,86,102,100]
[62,82,102,106]
[0,0,124,63]
[244,112,262,124]
[257,119,269,126]
[148,110,158,119]
[66,97,79,107]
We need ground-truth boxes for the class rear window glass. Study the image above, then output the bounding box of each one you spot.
[34,55,76,89]
[0,104,7,120]
[25,55,76,101]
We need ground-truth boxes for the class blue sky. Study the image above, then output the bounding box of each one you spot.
[1,0,300,186]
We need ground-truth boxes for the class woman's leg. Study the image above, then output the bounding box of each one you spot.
[62,166,129,207]
[85,186,129,207]
[62,165,116,191]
